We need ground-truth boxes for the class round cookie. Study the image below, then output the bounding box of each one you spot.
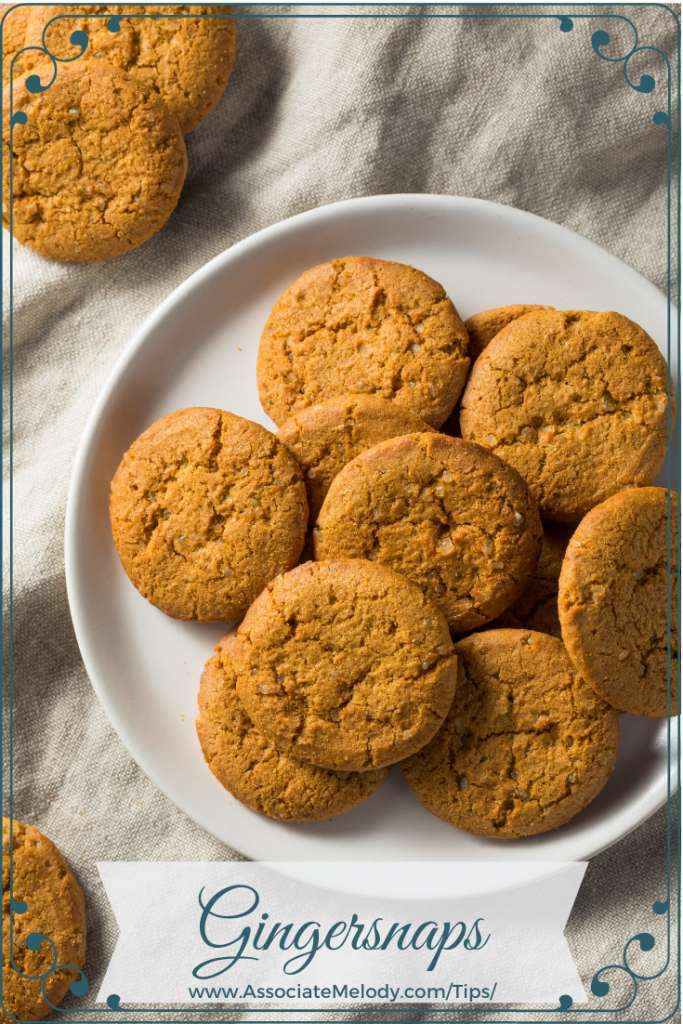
[110,407,307,622]
[3,818,86,1023]
[459,309,674,521]
[558,487,679,718]
[401,630,620,839]
[197,626,390,821]
[485,522,574,638]
[234,559,458,772]
[465,304,554,361]
[276,394,436,557]
[1,5,31,85]
[3,60,187,262]
[22,5,236,135]
[314,433,543,633]
[257,256,470,429]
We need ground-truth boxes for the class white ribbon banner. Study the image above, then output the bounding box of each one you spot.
[96,861,587,1007]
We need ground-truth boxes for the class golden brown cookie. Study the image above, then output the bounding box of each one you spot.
[3,60,187,262]
[276,394,436,558]
[22,5,236,135]
[110,407,307,622]
[459,309,674,521]
[257,256,470,429]
[314,433,542,633]
[197,626,390,821]
[2,818,86,1023]
[1,5,31,85]
[558,487,679,718]
[234,559,457,772]
[401,630,620,838]
[485,522,574,638]
[465,304,553,361]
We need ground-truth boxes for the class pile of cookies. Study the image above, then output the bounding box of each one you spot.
[109,256,678,841]
[1,4,236,261]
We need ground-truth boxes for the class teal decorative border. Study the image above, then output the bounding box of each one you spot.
[1,4,679,1023]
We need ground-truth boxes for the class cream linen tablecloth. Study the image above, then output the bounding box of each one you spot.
[2,4,679,1021]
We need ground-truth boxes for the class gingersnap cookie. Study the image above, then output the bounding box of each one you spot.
[1,5,31,85]
[465,304,554,361]
[3,60,187,261]
[257,256,470,429]
[276,394,436,557]
[459,309,674,521]
[558,487,679,718]
[23,5,236,135]
[110,407,307,621]
[314,433,543,633]
[485,522,574,638]
[401,630,620,839]
[3,818,86,1023]
[234,559,457,772]
[197,626,390,821]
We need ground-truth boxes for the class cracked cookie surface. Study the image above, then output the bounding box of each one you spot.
[257,256,470,429]
[314,433,542,633]
[558,487,679,718]
[459,310,674,520]
[2,818,86,1024]
[197,626,390,821]
[23,5,236,135]
[110,407,307,621]
[234,559,458,771]
[400,630,620,839]
[1,5,31,85]
[3,60,187,262]
[484,522,574,638]
[465,304,554,361]
[276,394,435,559]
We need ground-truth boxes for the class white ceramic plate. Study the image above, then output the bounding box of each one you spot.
[65,195,679,896]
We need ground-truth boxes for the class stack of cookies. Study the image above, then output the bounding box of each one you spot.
[1,4,236,261]
[109,256,677,840]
